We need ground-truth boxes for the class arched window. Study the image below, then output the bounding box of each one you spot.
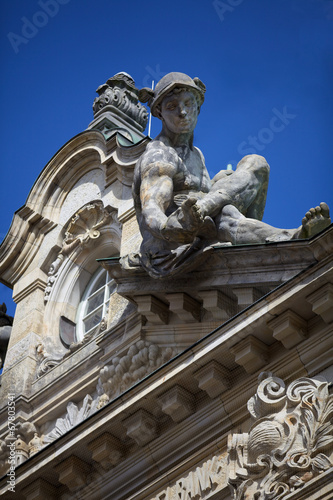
[76,267,116,340]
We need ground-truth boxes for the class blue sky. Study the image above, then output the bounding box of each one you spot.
[1,0,333,316]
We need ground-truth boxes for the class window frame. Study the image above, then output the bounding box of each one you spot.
[75,267,115,341]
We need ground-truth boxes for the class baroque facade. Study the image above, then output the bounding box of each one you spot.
[0,73,332,500]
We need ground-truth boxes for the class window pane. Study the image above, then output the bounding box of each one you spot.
[83,306,103,333]
[92,272,107,293]
[86,289,104,315]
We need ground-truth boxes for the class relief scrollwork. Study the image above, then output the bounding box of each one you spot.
[44,201,117,302]
[92,72,148,132]
[228,372,333,499]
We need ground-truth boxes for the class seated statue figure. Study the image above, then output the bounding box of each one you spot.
[131,72,331,278]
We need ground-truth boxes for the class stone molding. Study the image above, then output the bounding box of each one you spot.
[55,455,91,492]
[122,408,158,446]
[194,360,231,398]
[228,372,333,499]
[0,130,110,289]
[22,478,58,500]
[35,342,66,378]
[157,385,195,423]
[87,432,124,470]
[230,335,269,374]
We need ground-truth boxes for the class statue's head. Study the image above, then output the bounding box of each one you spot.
[139,72,206,118]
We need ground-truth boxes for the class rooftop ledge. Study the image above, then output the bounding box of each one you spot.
[98,224,333,299]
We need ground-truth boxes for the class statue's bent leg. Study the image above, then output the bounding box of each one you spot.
[216,205,295,244]
[200,154,270,220]
[216,202,331,244]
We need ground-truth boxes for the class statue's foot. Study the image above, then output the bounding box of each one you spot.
[297,202,331,239]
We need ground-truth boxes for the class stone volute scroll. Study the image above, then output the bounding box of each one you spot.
[89,72,148,143]
[124,71,331,278]
[227,372,333,500]
[44,201,118,302]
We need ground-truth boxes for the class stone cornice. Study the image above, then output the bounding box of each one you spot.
[129,225,331,287]
[1,256,332,497]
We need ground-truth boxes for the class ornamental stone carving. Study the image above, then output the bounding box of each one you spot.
[44,395,96,443]
[228,372,333,499]
[149,453,228,500]
[93,72,148,132]
[35,342,64,378]
[96,340,177,406]
[0,422,38,475]
[45,201,117,302]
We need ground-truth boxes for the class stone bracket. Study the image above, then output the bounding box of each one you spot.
[194,360,231,398]
[268,310,307,349]
[233,287,263,309]
[87,432,124,470]
[307,283,333,324]
[199,290,236,321]
[135,295,169,324]
[166,293,201,322]
[157,385,195,422]
[22,478,58,500]
[122,409,158,446]
[230,336,268,374]
[55,455,90,492]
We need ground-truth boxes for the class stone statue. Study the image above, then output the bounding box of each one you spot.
[131,72,331,277]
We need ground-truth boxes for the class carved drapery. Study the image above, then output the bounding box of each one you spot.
[228,373,333,499]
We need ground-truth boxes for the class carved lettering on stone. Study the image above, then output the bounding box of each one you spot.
[228,372,333,499]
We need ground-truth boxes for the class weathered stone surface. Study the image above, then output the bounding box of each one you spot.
[268,309,307,349]
[122,409,158,446]
[127,72,331,278]
[22,478,58,500]
[230,336,269,374]
[228,373,333,500]
[87,432,124,469]
[55,455,91,491]
[157,385,195,422]
[194,360,231,398]
[307,282,333,324]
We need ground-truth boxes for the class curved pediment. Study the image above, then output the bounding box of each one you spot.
[0,129,147,287]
